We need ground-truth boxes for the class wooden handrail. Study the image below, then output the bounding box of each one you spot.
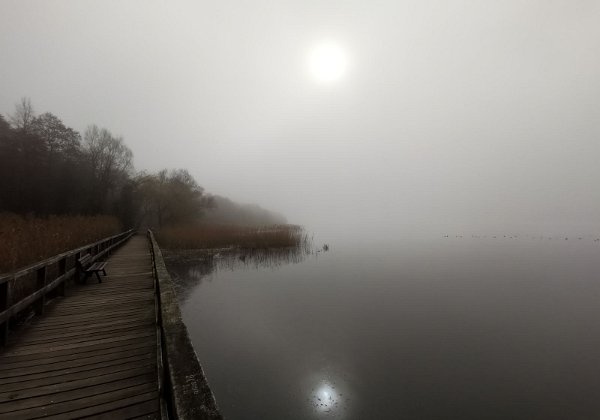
[0,229,134,284]
[0,229,135,345]
[147,229,222,420]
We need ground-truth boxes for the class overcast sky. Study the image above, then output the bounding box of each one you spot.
[2,1,599,236]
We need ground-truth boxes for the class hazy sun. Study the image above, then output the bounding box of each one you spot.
[308,42,347,83]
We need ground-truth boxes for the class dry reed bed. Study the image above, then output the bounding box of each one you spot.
[156,224,309,250]
[0,213,121,274]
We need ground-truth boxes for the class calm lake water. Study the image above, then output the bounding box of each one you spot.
[165,234,600,420]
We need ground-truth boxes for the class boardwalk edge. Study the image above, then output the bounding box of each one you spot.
[148,230,223,420]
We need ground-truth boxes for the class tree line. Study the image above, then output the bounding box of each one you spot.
[0,98,212,228]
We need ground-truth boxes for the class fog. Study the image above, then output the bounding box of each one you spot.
[2,0,599,237]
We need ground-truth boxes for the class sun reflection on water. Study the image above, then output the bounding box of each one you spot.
[309,379,348,418]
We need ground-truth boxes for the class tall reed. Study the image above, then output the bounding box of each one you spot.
[0,213,121,273]
[156,223,309,250]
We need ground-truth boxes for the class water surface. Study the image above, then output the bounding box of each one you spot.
[165,235,600,419]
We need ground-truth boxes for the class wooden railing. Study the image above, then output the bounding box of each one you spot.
[147,229,222,420]
[0,229,135,345]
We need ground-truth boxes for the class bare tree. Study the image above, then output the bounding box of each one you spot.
[83,124,133,212]
[9,97,35,133]
[31,112,81,157]
[136,169,212,228]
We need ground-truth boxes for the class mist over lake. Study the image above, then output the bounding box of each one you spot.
[166,229,600,420]
[2,1,600,418]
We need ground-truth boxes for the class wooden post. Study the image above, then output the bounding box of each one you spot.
[35,267,47,316]
[57,258,66,297]
[75,252,81,284]
[0,279,11,346]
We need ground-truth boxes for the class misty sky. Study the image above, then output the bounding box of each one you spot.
[2,1,599,235]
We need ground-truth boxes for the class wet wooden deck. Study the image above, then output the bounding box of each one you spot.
[0,235,161,419]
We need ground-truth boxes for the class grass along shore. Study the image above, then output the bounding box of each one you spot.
[0,213,121,273]
[155,223,310,250]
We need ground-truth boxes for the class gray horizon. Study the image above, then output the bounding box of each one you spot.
[2,0,599,237]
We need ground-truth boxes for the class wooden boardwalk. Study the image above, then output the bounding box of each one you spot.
[0,235,162,419]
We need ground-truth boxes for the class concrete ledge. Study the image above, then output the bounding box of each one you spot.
[148,230,223,420]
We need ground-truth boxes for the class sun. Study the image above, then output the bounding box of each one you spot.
[308,42,348,83]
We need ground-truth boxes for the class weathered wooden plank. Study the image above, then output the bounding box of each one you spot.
[1,352,155,386]
[50,291,155,305]
[107,254,153,259]
[0,366,154,402]
[2,330,155,357]
[20,311,155,333]
[50,294,155,307]
[24,307,154,326]
[25,313,154,330]
[102,270,153,275]
[85,397,160,419]
[63,296,154,304]
[48,300,155,313]
[0,346,153,378]
[33,302,154,317]
[19,316,154,335]
[0,339,153,368]
[8,319,154,346]
[73,275,152,283]
[67,286,155,296]
[0,374,156,414]
[0,359,155,394]
[72,275,153,282]
[7,328,154,353]
[0,381,157,418]
[52,287,153,298]
[65,285,155,296]
[102,265,153,271]
[104,254,147,260]
[40,391,159,420]
[45,299,155,316]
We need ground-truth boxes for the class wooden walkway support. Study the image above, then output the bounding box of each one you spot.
[147,231,221,420]
[0,235,163,419]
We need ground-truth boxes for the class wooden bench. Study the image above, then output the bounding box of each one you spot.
[77,254,108,283]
